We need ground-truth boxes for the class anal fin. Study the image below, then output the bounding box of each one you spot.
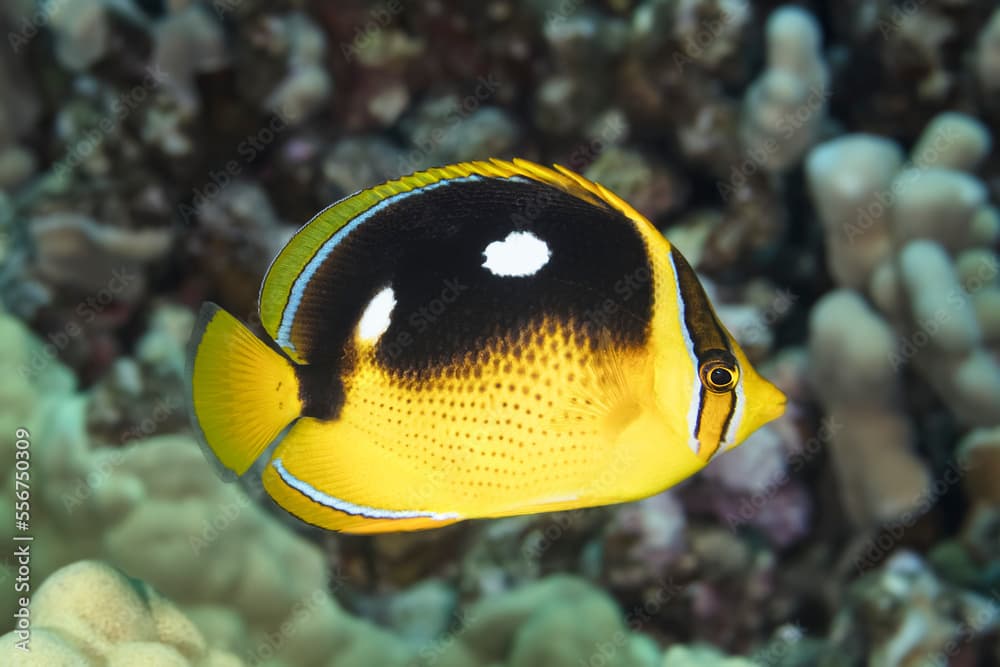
[261,417,464,534]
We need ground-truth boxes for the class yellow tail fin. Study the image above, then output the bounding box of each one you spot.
[188,303,303,476]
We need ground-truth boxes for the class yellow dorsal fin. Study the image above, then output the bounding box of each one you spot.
[258,158,660,357]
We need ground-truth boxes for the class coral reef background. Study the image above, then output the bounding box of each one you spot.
[1,0,999,665]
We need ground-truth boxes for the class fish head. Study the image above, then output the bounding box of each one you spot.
[656,247,787,463]
[682,325,786,463]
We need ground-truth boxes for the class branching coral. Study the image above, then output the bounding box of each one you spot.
[808,290,930,526]
[805,111,1000,526]
[807,112,1000,426]
[741,6,829,172]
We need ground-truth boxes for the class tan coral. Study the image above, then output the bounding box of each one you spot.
[0,304,422,666]
[975,8,1000,95]
[957,427,1000,507]
[807,112,1000,430]
[741,6,829,172]
[808,290,930,527]
[805,135,902,290]
[0,560,245,666]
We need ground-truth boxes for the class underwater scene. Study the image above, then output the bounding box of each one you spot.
[2,0,1000,665]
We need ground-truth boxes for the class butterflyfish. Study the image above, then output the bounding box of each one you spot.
[187,158,786,534]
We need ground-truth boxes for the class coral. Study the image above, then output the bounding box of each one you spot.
[805,135,903,290]
[0,34,40,188]
[0,560,244,666]
[434,576,660,667]
[600,491,687,591]
[740,6,829,172]
[808,290,929,527]
[885,240,1000,426]
[826,552,1000,666]
[183,181,292,319]
[910,112,991,171]
[699,423,811,547]
[256,12,333,124]
[661,644,760,667]
[397,94,519,171]
[806,112,1000,432]
[153,3,228,112]
[629,0,751,75]
[4,2,1000,664]
[0,211,173,378]
[85,302,194,444]
[24,213,171,303]
[975,8,1000,97]
[583,146,687,221]
[321,135,408,198]
[384,579,457,645]
[0,11,42,180]
[957,426,1000,508]
[0,307,415,667]
[48,0,116,72]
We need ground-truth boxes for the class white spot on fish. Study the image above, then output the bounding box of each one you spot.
[482,231,551,277]
[357,286,396,341]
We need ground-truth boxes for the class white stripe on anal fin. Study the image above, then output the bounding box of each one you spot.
[272,459,461,521]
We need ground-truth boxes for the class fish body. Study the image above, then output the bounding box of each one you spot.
[188,159,785,533]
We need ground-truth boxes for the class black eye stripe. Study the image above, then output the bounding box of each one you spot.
[670,245,739,453]
[668,247,732,361]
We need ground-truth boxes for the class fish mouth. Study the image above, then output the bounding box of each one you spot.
[757,383,788,426]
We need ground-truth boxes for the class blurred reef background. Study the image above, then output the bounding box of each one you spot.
[1,0,1000,665]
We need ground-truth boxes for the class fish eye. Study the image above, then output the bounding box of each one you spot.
[700,359,739,392]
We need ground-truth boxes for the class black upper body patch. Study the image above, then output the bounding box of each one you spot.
[287,175,654,414]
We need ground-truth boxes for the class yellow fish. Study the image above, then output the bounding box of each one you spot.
[188,158,785,534]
